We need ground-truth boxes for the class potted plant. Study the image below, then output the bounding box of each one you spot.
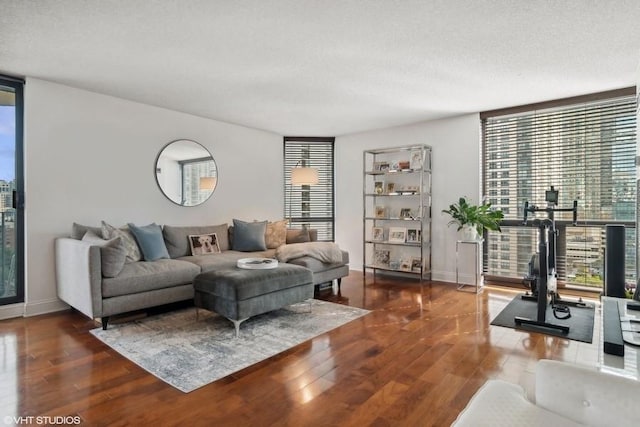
[442,197,504,241]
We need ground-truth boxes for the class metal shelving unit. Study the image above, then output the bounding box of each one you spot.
[363,145,432,281]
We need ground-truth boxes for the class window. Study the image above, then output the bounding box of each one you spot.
[482,89,636,290]
[283,137,335,241]
[0,75,24,305]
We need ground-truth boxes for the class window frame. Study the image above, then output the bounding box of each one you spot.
[480,87,637,290]
[283,137,335,241]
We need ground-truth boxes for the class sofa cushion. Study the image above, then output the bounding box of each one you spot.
[128,223,170,261]
[178,249,277,273]
[163,224,229,258]
[102,259,201,298]
[81,231,127,278]
[232,219,267,251]
[265,220,288,249]
[101,221,142,263]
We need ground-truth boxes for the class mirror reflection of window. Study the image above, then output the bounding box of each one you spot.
[155,140,217,206]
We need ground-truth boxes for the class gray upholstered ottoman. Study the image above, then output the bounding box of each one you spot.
[193,263,313,336]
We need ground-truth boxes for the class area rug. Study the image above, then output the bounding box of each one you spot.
[90,299,369,392]
[490,294,595,343]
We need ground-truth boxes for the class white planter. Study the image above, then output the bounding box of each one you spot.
[460,225,479,241]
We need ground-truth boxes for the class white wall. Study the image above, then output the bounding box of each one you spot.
[19,78,282,316]
[335,114,481,284]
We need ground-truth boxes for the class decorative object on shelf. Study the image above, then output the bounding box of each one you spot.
[374,249,390,267]
[399,208,413,219]
[373,161,390,172]
[442,196,503,241]
[399,259,412,271]
[372,227,384,241]
[389,260,401,270]
[390,161,400,171]
[388,227,407,243]
[375,206,386,218]
[410,150,422,170]
[411,257,423,273]
[375,181,384,194]
[398,160,410,170]
[407,229,420,242]
[386,182,395,194]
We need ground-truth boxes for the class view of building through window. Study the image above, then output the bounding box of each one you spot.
[0,97,16,299]
[483,94,636,290]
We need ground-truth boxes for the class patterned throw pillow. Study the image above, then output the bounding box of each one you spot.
[188,233,221,256]
[265,220,288,249]
[101,221,142,263]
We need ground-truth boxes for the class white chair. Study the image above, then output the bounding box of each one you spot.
[452,359,640,426]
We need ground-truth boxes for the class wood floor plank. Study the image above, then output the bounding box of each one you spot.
[0,273,601,426]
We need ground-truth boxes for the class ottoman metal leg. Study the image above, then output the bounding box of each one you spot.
[229,317,249,338]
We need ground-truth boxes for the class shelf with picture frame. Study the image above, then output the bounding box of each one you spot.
[363,144,432,281]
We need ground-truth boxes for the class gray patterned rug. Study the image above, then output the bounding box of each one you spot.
[90,299,369,392]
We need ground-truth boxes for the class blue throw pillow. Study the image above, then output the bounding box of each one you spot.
[127,223,170,261]
[232,219,267,251]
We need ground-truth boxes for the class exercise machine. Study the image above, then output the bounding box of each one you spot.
[516,186,578,334]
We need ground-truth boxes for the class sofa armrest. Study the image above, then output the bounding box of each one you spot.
[55,237,103,319]
[535,359,640,426]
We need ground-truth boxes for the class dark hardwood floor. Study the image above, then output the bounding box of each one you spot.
[0,272,600,426]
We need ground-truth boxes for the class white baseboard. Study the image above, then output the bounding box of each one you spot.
[24,298,69,317]
[0,303,25,320]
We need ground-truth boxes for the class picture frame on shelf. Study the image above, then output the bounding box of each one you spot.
[410,150,422,170]
[374,181,384,194]
[390,161,400,171]
[411,257,423,273]
[375,206,386,218]
[398,160,410,170]
[389,260,401,270]
[374,249,390,267]
[388,227,407,243]
[373,161,389,172]
[407,229,421,242]
[372,226,384,241]
[386,182,395,194]
[399,258,412,271]
[399,208,413,219]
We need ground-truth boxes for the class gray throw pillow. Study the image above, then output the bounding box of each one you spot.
[71,222,103,240]
[82,231,127,277]
[127,223,170,261]
[163,224,229,258]
[286,227,311,244]
[232,219,267,251]
[101,221,142,263]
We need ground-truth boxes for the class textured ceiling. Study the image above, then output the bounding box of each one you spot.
[1,1,639,136]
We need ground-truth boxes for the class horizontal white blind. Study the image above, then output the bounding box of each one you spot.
[284,139,335,241]
[482,93,637,286]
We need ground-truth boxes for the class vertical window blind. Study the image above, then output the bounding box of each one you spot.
[283,137,335,241]
[481,90,637,289]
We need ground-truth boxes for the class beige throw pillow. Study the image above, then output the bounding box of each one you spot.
[265,220,288,249]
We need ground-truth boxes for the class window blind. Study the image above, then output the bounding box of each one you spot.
[284,138,335,241]
[481,91,637,288]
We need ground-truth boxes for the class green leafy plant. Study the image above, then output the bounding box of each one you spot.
[442,197,504,236]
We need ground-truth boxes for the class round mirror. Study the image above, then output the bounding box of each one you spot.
[155,139,218,206]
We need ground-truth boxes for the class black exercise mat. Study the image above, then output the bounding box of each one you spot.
[491,294,595,343]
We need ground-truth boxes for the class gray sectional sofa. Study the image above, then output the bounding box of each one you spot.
[55,222,349,329]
